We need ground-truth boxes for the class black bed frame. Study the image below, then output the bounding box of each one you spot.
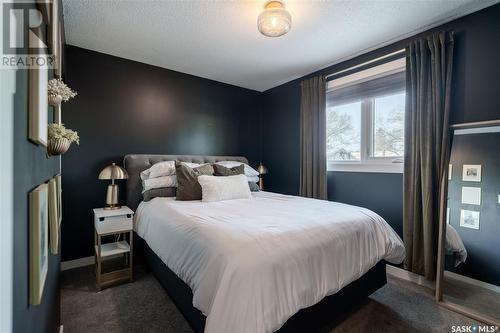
[136,235,387,333]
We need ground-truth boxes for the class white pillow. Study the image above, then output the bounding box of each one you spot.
[215,161,259,177]
[140,161,176,180]
[247,176,260,184]
[198,175,252,202]
[142,175,177,193]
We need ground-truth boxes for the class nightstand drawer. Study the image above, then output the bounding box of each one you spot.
[94,215,133,235]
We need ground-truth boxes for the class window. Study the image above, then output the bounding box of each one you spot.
[326,58,405,173]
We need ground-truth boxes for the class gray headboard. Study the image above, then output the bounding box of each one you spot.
[123,154,249,210]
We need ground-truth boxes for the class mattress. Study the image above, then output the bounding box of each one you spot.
[135,191,405,333]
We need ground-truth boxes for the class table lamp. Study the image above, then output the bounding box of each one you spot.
[256,162,268,190]
[98,163,128,209]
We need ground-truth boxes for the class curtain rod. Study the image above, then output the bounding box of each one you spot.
[325,49,406,80]
[450,119,500,130]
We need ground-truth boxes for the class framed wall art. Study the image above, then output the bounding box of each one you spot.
[48,178,59,254]
[29,184,49,305]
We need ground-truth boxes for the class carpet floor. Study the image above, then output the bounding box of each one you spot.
[61,265,479,333]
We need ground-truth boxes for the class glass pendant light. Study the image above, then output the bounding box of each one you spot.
[258,1,291,37]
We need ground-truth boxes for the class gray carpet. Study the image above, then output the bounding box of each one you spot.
[61,266,478,333]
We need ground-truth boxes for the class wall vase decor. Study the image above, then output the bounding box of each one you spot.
[47,79,78,156]
[48,94,63,123]
[47,123,80,156]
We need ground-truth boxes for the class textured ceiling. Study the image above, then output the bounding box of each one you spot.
[63,0,499,91]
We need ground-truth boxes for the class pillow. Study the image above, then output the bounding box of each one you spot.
[213,164,259,192]
[214,161,259,177]
[175,162,214,201]
[198,175,252,202]
[213,163,245,176]
[142,175,177,192]
[248,182,260,192]
[140,161,176,180]
[142,187,176,202]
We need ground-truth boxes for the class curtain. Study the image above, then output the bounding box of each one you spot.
[299,76,327,199]
[403,32,454,280]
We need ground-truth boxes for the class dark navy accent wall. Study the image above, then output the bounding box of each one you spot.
[62,46,263,261]
[447,133,500,286]
[262,4,500,237]
[13,70,61,332]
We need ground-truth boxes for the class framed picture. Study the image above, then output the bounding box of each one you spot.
[48,178,59,255]
[29,184,49,305]
[51,0,62,78]
[28,64,48,146]
[462,165,481,182]
[461,187,481,205]
[55,174,62,225]
[460,209,480,230]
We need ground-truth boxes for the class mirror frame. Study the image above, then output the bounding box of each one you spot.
[435,120,500,326]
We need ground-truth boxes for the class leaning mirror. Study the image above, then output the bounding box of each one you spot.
[436,121,500,326]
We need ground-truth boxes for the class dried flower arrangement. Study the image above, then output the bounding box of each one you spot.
[47,79,77,102]
[48,123,80,144]
[47,123,80,156]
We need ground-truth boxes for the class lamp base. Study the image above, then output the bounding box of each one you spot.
[104,205,121,210]
[105,184,120,210]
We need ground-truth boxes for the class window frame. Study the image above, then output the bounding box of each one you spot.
[326,58,405,173]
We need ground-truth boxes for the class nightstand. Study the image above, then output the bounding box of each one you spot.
[93,206,134,291]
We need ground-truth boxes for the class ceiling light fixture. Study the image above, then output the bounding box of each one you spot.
[257,1,291,37]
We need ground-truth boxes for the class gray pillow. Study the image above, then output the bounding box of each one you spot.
[142,187,176,202]
[175,162,214,201]
[213,164,259,192]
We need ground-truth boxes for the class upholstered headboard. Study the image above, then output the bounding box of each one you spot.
[123,154,249,210]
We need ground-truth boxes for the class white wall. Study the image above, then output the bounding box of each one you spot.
[0,2,15,331]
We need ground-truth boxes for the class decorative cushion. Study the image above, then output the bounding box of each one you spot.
[213,164,259,192]
[214,161,260,177]
[142,187,176,202]
[142,175,177,192]
[140,160,176,180]
[175,162,214,201]
[198,175,252,202]
[213,163,245,176]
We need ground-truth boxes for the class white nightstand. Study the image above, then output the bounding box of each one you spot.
[93,206,134,291]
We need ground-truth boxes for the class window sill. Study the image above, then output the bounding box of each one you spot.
[327,162,403,173]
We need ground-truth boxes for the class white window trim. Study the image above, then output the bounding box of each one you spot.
[326,58,405,174]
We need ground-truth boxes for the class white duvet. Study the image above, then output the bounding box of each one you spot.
[135,191,405,333]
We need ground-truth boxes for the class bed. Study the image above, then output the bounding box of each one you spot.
[124,154,405,333]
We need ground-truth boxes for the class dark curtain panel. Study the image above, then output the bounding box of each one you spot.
[299,76,327,199]
[404,32,454,279]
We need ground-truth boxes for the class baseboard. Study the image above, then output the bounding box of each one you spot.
[386,264,436,290]
[444,270,500,294]
[61,256,94,271]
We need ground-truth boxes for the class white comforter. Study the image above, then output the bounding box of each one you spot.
[135,191,405,333]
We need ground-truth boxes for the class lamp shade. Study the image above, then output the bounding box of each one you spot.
[98,163,128,180]
[257,1,291,37]
[257,163,268,175]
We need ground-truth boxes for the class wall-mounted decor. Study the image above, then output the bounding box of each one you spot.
[47,123,80,156]
[29,184,49,305]
[47,79,77,124]
[56,174,62,225]
[28,65,48,146]
[448,164,452,180]
[462,164,481,182]
[460,209,480,230]
[48,178,59,255]
[51,0,62,78]
[461,186,481,205]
